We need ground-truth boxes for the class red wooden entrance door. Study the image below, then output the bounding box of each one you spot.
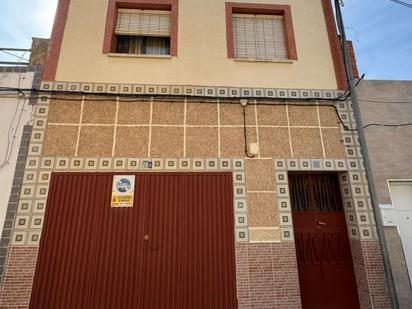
[289,173,360,309]
[30,172,237,309]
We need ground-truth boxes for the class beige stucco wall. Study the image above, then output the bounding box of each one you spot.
[55,0,338,89]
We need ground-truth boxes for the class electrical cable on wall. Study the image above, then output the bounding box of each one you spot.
[0,90,358,132]
[240,99,256,158]
[0,50,30,62]
[0,77,410,132]
[1,90,409,131]
[363,122,412,129]
[0,52,28,170]
[358,98,412,104]
[335,0,400,306]
[0,71,366,101]
[0,86,354,101]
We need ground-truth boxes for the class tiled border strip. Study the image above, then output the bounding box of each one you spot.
[0,66,43,105]
[41,81,344,100]
[337,99,392,307]
[274,158,375,241]
[0,66,41,74]
[28,67,43,106]
[13,156,249,247]
[0,125,32,281]
[336,99,377,240]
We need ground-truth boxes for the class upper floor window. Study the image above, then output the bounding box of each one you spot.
[233,14,287,60]
[115,9,171,55]
[226,3,297,61]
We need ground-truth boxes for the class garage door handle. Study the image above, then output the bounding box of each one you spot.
[317,221,327,226]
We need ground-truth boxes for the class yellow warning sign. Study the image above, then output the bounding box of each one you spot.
[111,175,135,208]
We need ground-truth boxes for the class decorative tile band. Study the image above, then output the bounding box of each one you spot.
[274,157,376,241]
[40,81,344,100]
[13,157,249,246]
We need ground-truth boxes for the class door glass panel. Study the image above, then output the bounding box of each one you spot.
[289,173,343,212]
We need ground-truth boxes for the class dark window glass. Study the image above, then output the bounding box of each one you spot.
[116,36,170,55]
[289,173,343,212]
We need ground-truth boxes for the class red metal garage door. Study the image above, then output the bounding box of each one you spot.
[30,172,237,309]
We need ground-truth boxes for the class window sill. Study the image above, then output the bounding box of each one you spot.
[233,58,294,64]
[107,53,172,59]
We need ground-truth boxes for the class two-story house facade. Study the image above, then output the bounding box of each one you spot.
[0,0,392,308]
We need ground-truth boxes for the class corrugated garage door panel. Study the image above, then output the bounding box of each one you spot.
[30,173,237,309]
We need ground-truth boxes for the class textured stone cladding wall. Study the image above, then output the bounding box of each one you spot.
[41,96,344,243]
[41,97,344,159]
[0,94,391,308]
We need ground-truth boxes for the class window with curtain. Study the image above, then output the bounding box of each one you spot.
[115,9,171,55]
[232,14,287,60]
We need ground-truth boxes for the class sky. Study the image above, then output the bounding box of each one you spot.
[0,0,411,80]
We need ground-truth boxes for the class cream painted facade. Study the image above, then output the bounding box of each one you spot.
[55,0,338,89]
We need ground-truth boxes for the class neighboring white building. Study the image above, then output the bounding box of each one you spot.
[0,70,35,233]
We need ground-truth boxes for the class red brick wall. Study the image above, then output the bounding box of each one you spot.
[2,243,301,309]
[321,0,347,90]
[0,241,391,309]
[0,247,38,308]
[42,0,71,81]
[236,240,390,309]
[235,242,302,309]
[348,41,360,80]
[350,239,391,309]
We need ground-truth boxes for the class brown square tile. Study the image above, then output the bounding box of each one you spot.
[256,104,287,126]
[248,193,279,227]
[186,127,218,157]
[152,102,184,125]
[288,105,319,127]
[220,104,255,125]
[117,101,150,125]
[245,159,275,191]
[151,127,184,157]
[186,103,218,125]
[48,97,81,123]
[322,128,345,158]
[114,127,149,157]
[82,99,116,124]
[319,106,339,127]
[259,127,291,157]
[220,127,257,157]
[43,125,78,156]
[77,126,114,156]
[290,128,323,158]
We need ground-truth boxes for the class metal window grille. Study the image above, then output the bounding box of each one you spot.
[289,173,344,212]
[233,14,287,60]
